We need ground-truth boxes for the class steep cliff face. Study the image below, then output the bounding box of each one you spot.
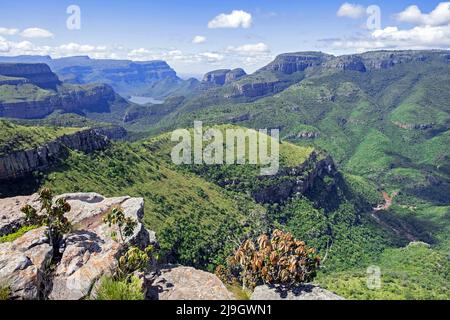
[251,152,336,204]
[0,129,110,180]
[202,68,247,86]
[0,62,125,119]
[0,63,61,89]
[261,52,330,74]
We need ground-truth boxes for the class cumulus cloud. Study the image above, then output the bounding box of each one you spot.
[20,27,54,38]
[208,10,252,29]
[192,35,206,44]
[337,3,366,19]
[0,27,19,36]
[396,2,450,26]
[330,24,450,52]
[226,42,270,55]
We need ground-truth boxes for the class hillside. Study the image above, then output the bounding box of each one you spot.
[127,51,450,256]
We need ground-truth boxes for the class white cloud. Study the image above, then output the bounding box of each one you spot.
[396,2,450,26]
[20,27,54,38]
[197,52,224,62]
[226,42,270,55]
[0,27,19,36]
[192,35,206,44]
[208,10,253,29]
[337,3,366,19]
[330,24,450,52]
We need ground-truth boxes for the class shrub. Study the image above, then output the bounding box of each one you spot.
[95,276,144,300]
[20,188,72,250]
[220,229,320,290]
[0,285,10,300]
[117,246,156,280]
[103,207,137,244]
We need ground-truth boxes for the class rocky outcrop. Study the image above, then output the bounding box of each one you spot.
[0,194,40,236]
[233,81,281,98]
[225,68,247,83]
[393,121,434,130]
[0,63,61,89]
[251,152,336,204]
[147,266,234,300]
[0,193,155,300]
[0,129,110,180]
[203,69,231,85]
[203,68,247,86]
[251,284,344,300]
[0,227,53,300]
[261,52,330,74]
[48,193,152,300]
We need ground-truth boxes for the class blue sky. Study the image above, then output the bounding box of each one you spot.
[0,1,448,75]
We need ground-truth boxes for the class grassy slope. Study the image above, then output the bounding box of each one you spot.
[0,120,81,156]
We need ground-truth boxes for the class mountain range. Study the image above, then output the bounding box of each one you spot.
[0,50,449,300]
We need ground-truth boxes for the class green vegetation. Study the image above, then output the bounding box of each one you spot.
[95,276,144,300]
[0,120,81,156]
[318,243,450,300]
[0,83,53,103]
[0,285,11,300]
[0,225,38,243]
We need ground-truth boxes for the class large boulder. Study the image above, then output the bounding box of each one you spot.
[147,266,234,300]
[0,194,40,236]
[251,284,344,300]
[0,227,53,300]
[0,193,155,300]
[48,193,153,300]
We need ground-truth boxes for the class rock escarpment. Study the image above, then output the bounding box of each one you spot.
[0,63,61,89]
[251,152,336,204]
[203,68,247,86]
[261,52,330,74]
[0,193,155,300]
[0,129,110,180]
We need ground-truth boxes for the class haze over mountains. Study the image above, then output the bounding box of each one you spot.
[0,49,449,299]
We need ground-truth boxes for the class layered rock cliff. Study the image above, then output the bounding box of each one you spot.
[0,63,61,89]
[0,63,127,119]
[0,129,110,180]
[203,68,247,85]
[251,152,336,204]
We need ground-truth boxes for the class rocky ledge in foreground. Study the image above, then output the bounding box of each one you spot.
[0,193,155,300]
[251,284,344,300]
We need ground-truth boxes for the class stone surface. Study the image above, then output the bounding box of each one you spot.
[48,193,152,300]
[0,194,39,236]
[0,227,53,300]
[251,284,344,300]
[0,192,155,300]
[147,266,234,300]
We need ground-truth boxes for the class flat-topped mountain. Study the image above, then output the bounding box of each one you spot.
[0,62,130,119]
[0,63,61,89]
[0,56,186,99]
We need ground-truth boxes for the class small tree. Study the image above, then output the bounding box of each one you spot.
[103,207,157,281]
[21,188,72,250]
[219,229,320,290]
[103,207,137,243]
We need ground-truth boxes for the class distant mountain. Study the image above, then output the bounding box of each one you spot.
[0,55,189,99]
[0,62,130,120]
[126,50,450,252]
